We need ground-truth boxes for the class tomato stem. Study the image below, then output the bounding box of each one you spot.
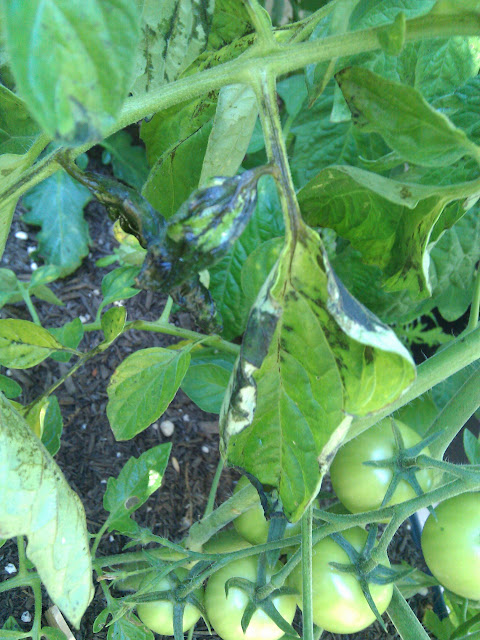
[301,505,314,640]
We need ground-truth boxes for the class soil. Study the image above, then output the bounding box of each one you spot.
[0,159,469,639]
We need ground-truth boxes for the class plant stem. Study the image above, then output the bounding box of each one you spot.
[387,586,432,640]
[243,0,276,45]
[91,521,110,559]
[203,457,225,518]
[347,324,480,443]
[424,366,480,459]
[467,266,480,332]
[301,505,314,640]
[17,281,41,326]
[31,577,43,640]
[416,455,480,485]
[253,68,302,241]
[16,535,27,573]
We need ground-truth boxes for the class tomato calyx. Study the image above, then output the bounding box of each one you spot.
[327,526,411,631]
[362,420,440,511]
[223,575,299,636]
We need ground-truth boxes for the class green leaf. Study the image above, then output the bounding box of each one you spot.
[130,0,214,96]
[181,347,236,413]
[0,319,65,369]
[49,318,84,364]
[336,66,477,167]
[200,84,257,184]
[349,0,436,29]
[0,84,42,155]
[432,360,480,418]
[390,563,438,599]
[206,0,251,50]
[23,170,92,276]
[41,395,63,457]
[1,617,21,632]
[29,264,64,288]
[297,165,461,297]
[104,443,171,534]
[107,614,154,640]
[464,429,480,465]
[393,393,438,436]
[415,37,480,103]
[41,628,68,640]
[423,609,455,640]
[388,586,431,640]
[428,204,480,321]
[100,266,141,311]
[241,237,283,308]
[101,306,127,345]
[107,347,191,440]
[209,176,284,339]
[101,131,149,192]
[3,0,140,144]
[0,374,21,399]
[0,268,20,307]
[142,120,213,219]
[0,394,93,627]
[220,223,415,521]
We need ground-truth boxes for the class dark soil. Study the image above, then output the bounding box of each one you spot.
[0,180,456,640]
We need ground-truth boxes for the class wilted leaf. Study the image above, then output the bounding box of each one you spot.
[220,222,415,520]
[23,170,92,276]
[107,347,191,440]
[3,0,140,143]
[0,394,93,627]
[104,443,171,534]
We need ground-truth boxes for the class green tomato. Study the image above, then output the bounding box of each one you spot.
[205,556,297,640]
[203,528,253,554]
[329,418,434,514]
[290,527,393,634]
[136,568,203,636]
[233,476,301,544]
[421,492,480,600]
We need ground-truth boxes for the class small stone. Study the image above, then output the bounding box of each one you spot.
[79,314,90,323]
[182,414,190,422]
[171,456,180,473]
[27,246,36,254]
[113,300,124,307]
[100,479,107,484]
[93,289,100,296]
[4,563,16,574]
[81,423,87,430]
[160,420,175,437]
[116,452,122,458]
[30,262,38,271]
[151,422,159,430]
[21,611,32,623]
[109,535,114,542]
[201,445,209,454]
[14,231,28,240]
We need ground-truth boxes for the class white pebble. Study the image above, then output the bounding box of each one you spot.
[5,370,11,377]
[113,300,124,307]
[81,423,87,430]
[100,479,107,484]
[4,563,16,574]
[21,611,31,623]
[27,246,36,254]
[151,422,159,430]
[93,289,100,296]
[116,452,122,458]
[109,535,114,542]
[30,262,38,271]
[14,231,28,240]
[201,445,209,454]
[79,314,90,323]
[160,420,175,437]
[182,414,190,422]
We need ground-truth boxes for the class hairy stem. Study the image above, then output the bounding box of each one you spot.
[467,266,480,332]
[301,505,314,640]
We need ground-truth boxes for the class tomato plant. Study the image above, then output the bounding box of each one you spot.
[421,492,480,600]
[330,418,435,514]
[290,527,393,634]
[204,556,297,640]
[0,1,480,639]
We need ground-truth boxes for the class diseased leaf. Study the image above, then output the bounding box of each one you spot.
[209,176,284,339]
[23,170,92,276]
[206,0,251,50]
[220,222,415,521]
[297,165,470,297]
[241,237,283,308]
[101,306,127,345]
[104,443,171,534]
[0,319,66,369]
[181,347,236,413]
[107,347,191,440]
[131,0,214,96]
[0,394,93,627]
[3,0,140,143]
[336,66,477,167]
[101,131,149,191]
[200,84,257,184]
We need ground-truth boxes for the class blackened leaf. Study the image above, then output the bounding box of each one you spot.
[336,67,478,167]
[104,443,171,534]
[3,0,140,144]
[0,394,93,627]
[220,222,415,521]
